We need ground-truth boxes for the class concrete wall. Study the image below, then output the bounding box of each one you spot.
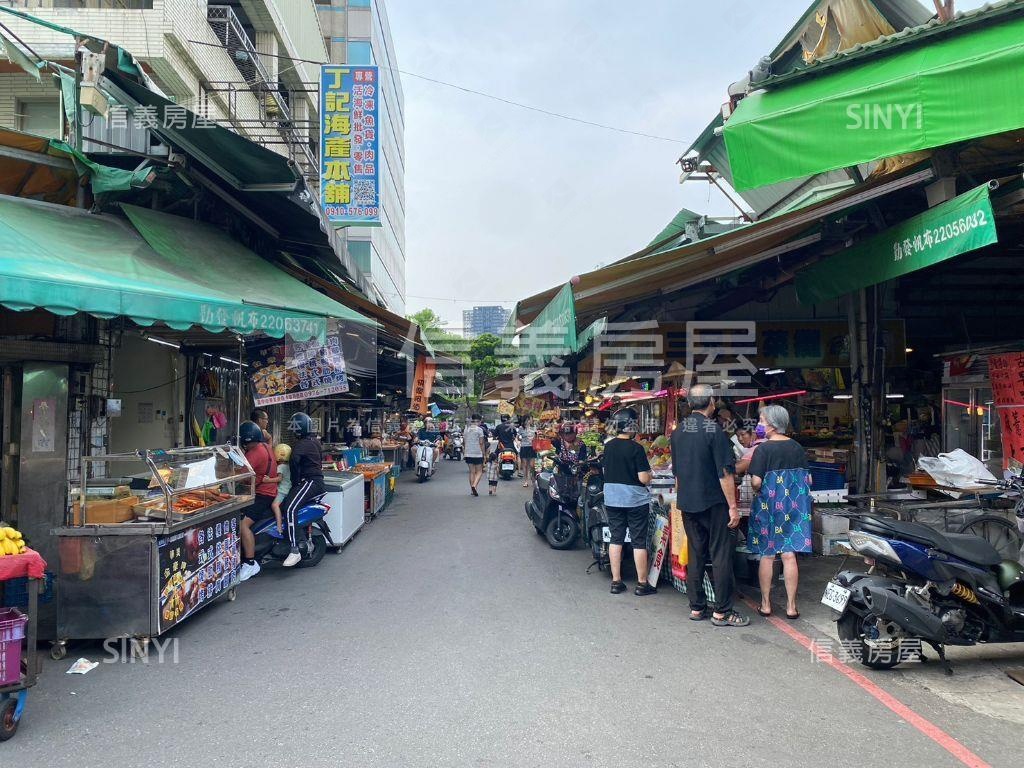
[109,333,185,454]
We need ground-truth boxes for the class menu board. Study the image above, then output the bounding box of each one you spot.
[247,331,350,407]
[157,513,240,632]
[987,353,1024,468]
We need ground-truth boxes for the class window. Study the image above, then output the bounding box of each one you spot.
[16,99,60,138]
[349,0,372,6]
[347,41,372,65]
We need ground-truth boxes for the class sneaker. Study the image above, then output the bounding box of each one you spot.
[282,549,302,567]
[238,561,260,582]
[634,583,657,596]
[610,581,627,594]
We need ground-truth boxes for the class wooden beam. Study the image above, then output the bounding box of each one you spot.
[0,144,75,171]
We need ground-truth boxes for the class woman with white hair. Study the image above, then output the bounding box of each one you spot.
[747,404,812,619]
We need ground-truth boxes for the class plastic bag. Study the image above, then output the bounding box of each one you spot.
[670,505,688,568]
[918,449,997,489]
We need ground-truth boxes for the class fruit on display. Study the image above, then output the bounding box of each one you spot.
[637,434,672,469]
[0,524,27,556]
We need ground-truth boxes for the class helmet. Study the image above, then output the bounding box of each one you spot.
[500,414,511,423]
[288,412,315,439]
[238,421,264,445]
[610,407,639,435]
[274,443,292,462]
[559,422,576,436]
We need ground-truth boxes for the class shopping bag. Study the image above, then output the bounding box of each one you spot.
[671,505,688,567]
[918,449,997,489]
[647,514,670,587]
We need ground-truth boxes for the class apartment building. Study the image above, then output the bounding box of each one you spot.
[317,0,406,313]
[0,0,326,174]
[462,306,511,339]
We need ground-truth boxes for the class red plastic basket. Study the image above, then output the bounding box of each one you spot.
[0,607,27,686]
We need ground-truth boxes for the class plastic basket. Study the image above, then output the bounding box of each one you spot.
[2,571,55,607]
[0,607,27,686]
[809,461,846,491]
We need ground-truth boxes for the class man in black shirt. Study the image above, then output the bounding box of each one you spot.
[494,414,518,455]
[282,412,326,567]
[670,384,749,627]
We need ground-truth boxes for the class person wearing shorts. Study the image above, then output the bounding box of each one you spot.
[240,421,280,582]
[601,407,654,596]
[463,414,486,496]
[518,416,537,487]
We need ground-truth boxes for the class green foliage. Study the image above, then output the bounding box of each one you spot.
[468,333,503,396]
[407,307,462,348]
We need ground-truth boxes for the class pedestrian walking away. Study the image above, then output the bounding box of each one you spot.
[601,407,655,596]
[463,413,486,496]
[280,412,326,567]
[486,445,500,495]
[747,404,812,620]
[518,416,538,486]
[670,384,749,627]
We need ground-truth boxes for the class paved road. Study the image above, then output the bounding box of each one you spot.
[5,464,1020,767]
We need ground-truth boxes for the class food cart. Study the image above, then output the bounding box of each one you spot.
[52,445,254,659]
[0,547,43,742]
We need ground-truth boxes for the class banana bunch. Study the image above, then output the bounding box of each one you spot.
[0,525,26,556]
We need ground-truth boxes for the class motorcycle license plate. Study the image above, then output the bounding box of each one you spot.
[501,463,515,471]
[821,581,851,613]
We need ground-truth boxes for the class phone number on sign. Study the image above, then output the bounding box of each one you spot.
[894,208,990,262]
[324,206,380,218]
[932,209,989,244]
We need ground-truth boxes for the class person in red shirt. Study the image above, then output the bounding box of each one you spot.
[239,421,280,582]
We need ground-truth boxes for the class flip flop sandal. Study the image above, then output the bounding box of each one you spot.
[786,611,801,620]
[757,607,773,617]
[689,609,709,621]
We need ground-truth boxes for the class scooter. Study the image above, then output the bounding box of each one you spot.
[499,447,518,480]
[251,499,333,568]
[415,439,437,482]
[823,474,1024,672]
[525,455,582,549]
[445,432,464,461]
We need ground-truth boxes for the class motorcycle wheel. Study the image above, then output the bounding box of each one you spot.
[545,516,578,550]
[417,470,426,483]
[296,534,327,568]
[837,611,903,670]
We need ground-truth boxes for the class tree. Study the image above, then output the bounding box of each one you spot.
[407,307,461,347]
[468,333,503,396]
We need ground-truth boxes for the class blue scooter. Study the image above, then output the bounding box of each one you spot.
[251,501,335,568]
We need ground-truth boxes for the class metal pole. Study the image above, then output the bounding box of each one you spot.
[73,38,82,152]
[858,288,871,494]
[847,294,863,494]
[236,336,243,446]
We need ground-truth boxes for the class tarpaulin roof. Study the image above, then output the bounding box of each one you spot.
[515,165,935,326]
[723,4,1024,190]
[0,195,372,340]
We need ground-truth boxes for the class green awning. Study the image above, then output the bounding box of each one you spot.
[796,183,997,305]
[104,73,298,192]
[723,13,1024,191]
[0,195,372,340]
[518,283,577,367]
[577,317,607,351]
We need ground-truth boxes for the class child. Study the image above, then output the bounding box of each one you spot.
[270,443,292,534]
[486,440,500,496]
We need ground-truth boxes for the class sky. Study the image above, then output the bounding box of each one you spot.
[388,0,990,329]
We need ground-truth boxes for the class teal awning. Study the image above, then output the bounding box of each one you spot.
[723,10,1024,191]
[0,195,372,340]
[518,283,577,367]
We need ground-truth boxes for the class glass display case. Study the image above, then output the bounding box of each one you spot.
[53,446,254,656]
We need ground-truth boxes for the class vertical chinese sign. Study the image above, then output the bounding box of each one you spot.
[410,355,437,415]
[320,65,381,226]
[988,352,1024,468]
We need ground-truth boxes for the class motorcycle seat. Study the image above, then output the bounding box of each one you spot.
[861,516,1002,566]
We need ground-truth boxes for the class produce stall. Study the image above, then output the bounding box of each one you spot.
[0,546,44,742]
[52,445,254,658]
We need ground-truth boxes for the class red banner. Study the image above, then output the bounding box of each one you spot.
[410,356,436,415]
[988,353,1024,468]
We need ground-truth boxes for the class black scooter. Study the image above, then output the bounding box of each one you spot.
[251,499,334,568]
[525,456,583,549]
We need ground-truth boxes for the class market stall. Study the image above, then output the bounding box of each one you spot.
[52,445,254,658]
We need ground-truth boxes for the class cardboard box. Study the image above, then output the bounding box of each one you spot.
[813,532,852,556]
[813,510,850,535]
[71,495,138,525]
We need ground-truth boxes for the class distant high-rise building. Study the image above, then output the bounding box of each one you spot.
[462,306,511,339]
[318,0,407,313]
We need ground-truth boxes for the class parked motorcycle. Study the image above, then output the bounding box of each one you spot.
[578,457,618,570]
[824,475,1024,671]
[415,439,437,482]
[251,500,333,568]
[525,455,582,549]
[498,447,518,480]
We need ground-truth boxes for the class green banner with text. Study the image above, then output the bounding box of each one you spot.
[796,184,997,305]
